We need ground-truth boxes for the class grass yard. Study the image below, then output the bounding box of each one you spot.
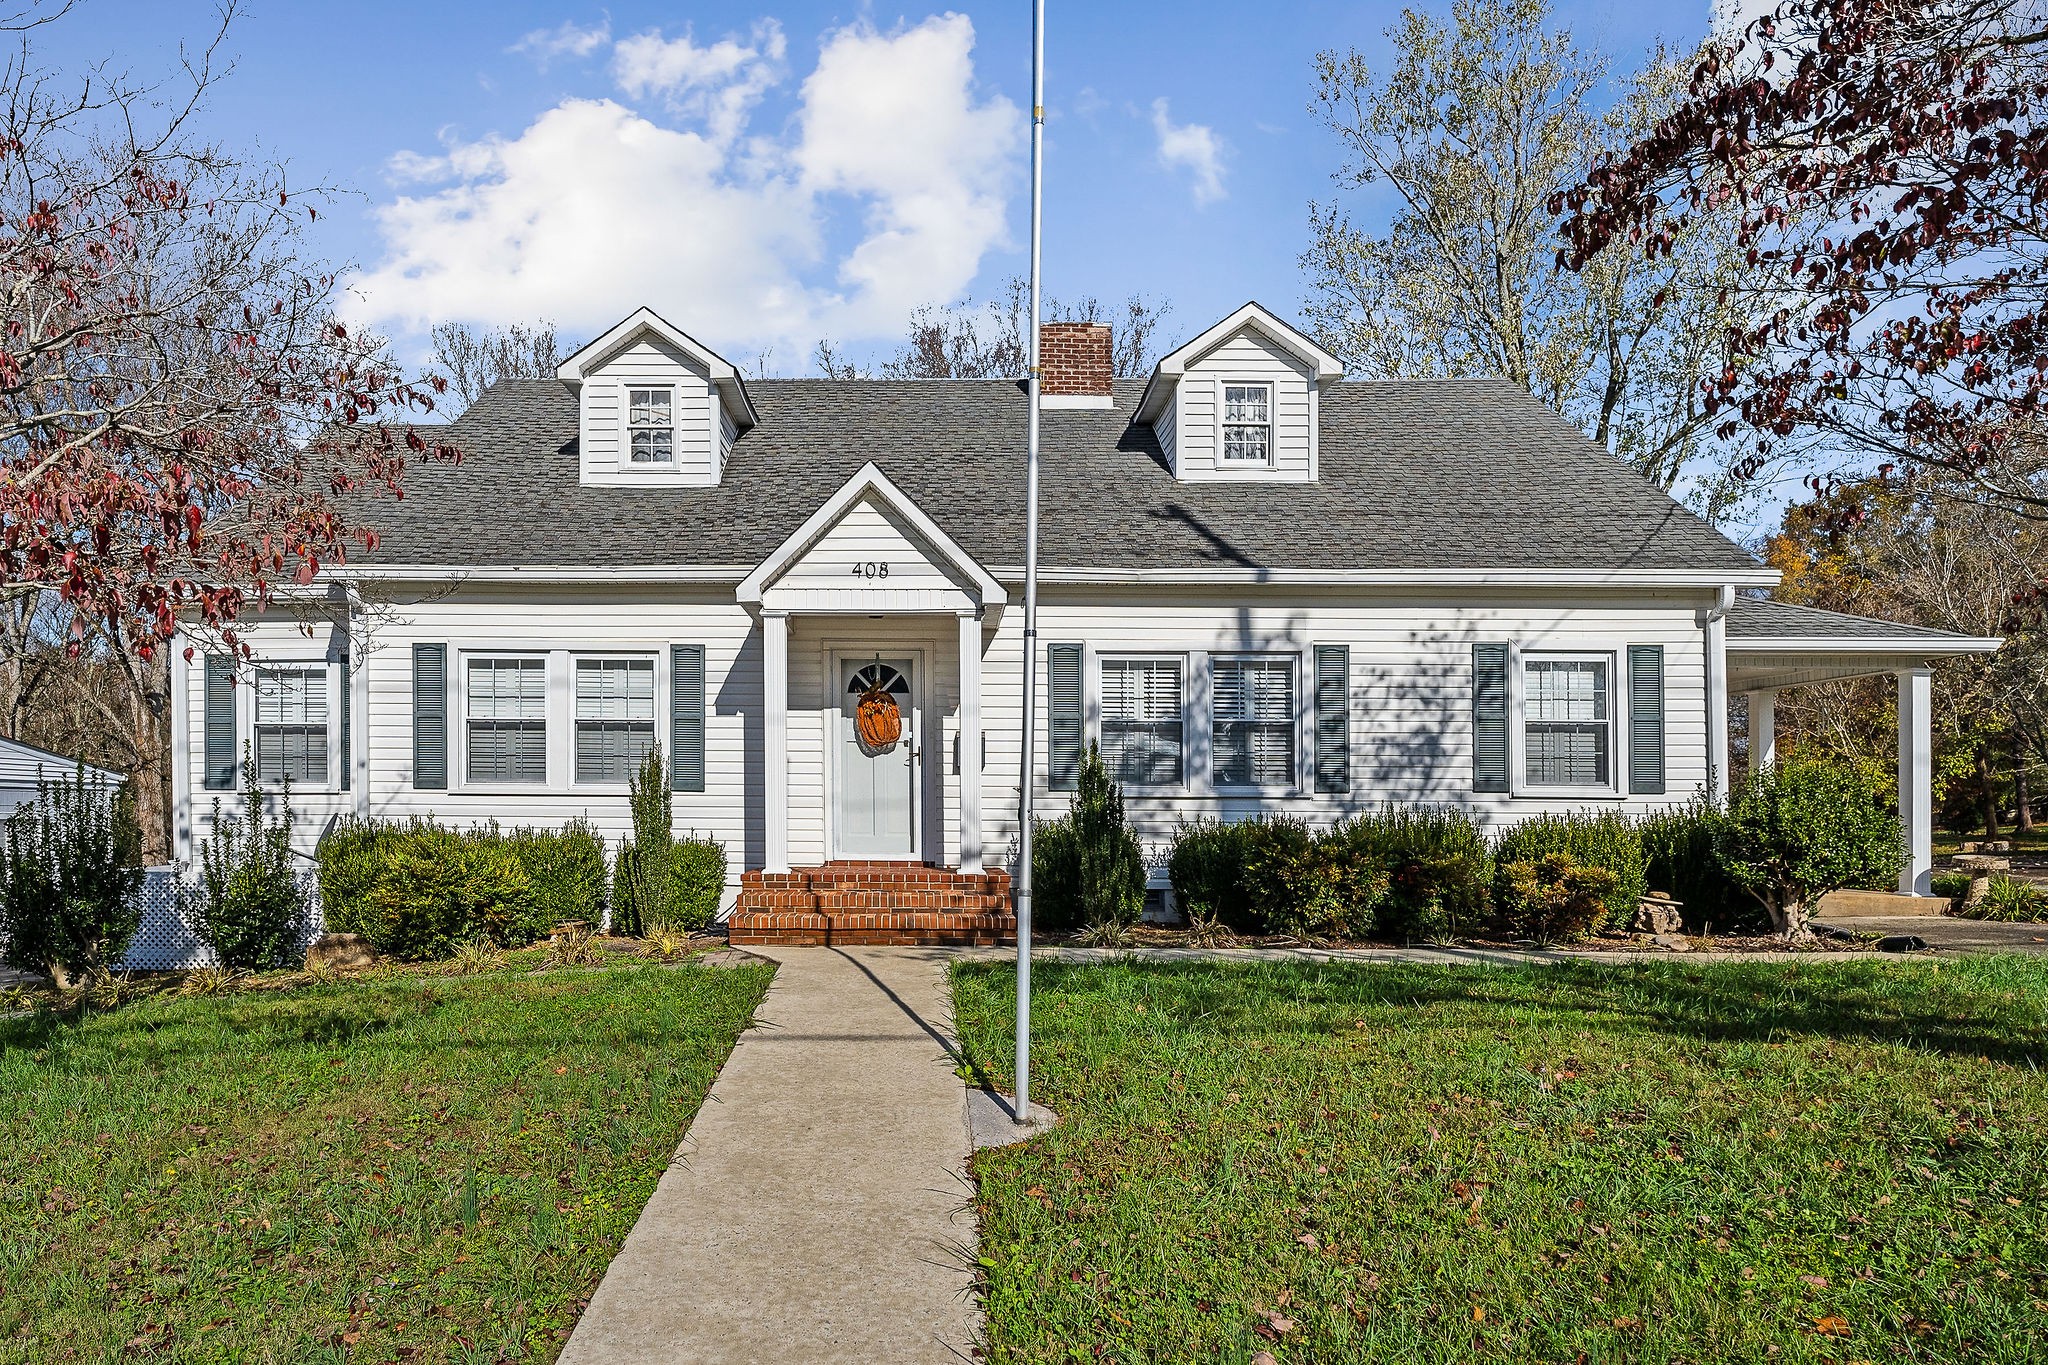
[0,958,772,1363]
[953,956,2048,1364]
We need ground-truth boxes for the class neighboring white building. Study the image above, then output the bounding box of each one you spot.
[0,736,121,819]
[166,303,1999,941]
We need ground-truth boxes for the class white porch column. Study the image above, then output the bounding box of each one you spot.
[1705,594,1731,803]
[957,610,983,874]
[762,610,790,874]
[1898,665,1934,896]
[1748,689,1776,774]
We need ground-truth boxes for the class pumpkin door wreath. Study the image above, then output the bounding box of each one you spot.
[855,679,904,749]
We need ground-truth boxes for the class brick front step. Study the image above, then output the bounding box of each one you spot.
[729,862,1015,946]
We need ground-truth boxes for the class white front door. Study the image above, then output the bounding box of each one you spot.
[836,658,917,859]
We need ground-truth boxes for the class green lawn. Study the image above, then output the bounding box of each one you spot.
[0,958,772,1363]
[953,956,2048,1363]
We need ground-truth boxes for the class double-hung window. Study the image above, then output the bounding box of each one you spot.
[575,657,656,783]
[628,388,674,463]
[466,657,548,783]
[1099,656,1184,786]
[1213,655,1295,787]
[254,666,328,786]
[1222,382,1272,464]
[1522,654,1613,789]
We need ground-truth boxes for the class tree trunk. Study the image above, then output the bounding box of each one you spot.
[1976,749,2003,838]
[2018,759,2036,834]
[1768,892,1813,940]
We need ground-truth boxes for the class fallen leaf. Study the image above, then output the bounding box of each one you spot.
[1263,1311,1296,1334]
[1472,1305,1486,1323]
[1297,1233,1319,1249]
[1252,1354,1279,1365]
[1801,1275,1829,1289]
[1814,1316,1852,1337]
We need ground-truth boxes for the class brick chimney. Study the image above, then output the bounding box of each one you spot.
[1039,321,1113,403]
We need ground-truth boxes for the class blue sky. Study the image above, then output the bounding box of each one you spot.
[50,0,1720,371]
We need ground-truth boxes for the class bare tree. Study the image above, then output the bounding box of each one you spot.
[429,321,566,409]
[816,278,1171,380]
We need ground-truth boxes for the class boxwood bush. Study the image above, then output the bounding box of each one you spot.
[1240,816,1386,941]
[1333,805,1490,943]
[1491,852,1619,943]
[1034,745,1146,933]
[1492,809,1646,931]
[1165,818,1259,930]
[1638,798,1757,933]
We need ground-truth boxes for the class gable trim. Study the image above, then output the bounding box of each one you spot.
[555,306,758,431]
[735,462,1008,608]
[1136,301,1345,422]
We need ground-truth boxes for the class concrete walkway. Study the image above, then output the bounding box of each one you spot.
[558,946,979,1365]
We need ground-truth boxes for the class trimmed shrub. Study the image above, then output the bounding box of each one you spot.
[1166,818,1259,930]
[1929,870,1972,908]
[1721,758,1906,937]
[506,819,609,926]
[1333,805,1490,944]
[1492,853,1618,944]
[363,828,540,961]
[1637,798,1755,933]
[192,758,311,970]
[1492,810,1646,931]
[1242,816,1386,940]
[1033,745,1146,933]
[0,762,145,988]
[315,815,410,938]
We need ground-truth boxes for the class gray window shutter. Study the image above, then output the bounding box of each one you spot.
[338,655,352,792]
[203,654,236,791]
[1472,643,1510,794]
[1047,643,1083,792]
[1628,644,1666,795]
[1313,645,1349,794]
[671,644,706,793]
[412,643,447,790]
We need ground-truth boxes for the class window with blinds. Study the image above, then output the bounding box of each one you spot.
[628,388,673,463]
[254,667,328,785]
[1523,655,1611,787]
[576,658,657,782]
[466,657,548,783]
[1222,382,1272,463]
[1213,655,1295,787]
[1099,656,1184,786]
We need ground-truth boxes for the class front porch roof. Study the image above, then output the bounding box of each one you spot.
[1726,597,2001,691]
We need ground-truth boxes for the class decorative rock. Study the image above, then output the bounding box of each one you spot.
[1635,893,1684,935]
[1652,932,1692,953]
[1961,840,2012,855]
[306,933,376,970]
[1953,854,2012,873]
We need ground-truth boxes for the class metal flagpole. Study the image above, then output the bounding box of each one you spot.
[1014,0,1045,1126]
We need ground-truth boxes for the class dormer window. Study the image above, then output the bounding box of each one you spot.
[628,388,673,463]
[1222,383,1272,464]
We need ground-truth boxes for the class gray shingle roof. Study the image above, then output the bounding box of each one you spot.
[1726,597,1992,645]
[352,376,1762,574]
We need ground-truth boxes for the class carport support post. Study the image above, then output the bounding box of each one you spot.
[1898,666,1934,896]
[1747,690,1776,774]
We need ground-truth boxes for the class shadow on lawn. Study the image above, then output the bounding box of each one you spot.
[1003,957,2048,1070]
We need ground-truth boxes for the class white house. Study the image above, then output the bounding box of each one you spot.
[0,736,121,818]
[167,303,2000,943]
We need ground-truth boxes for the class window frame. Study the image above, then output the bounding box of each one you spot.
[459,652,552,788]
[1511,645,1626,798]
[242,660,341,793]
[627,386,675,465]
[1209,652,1301,793]
[1094,652,1190,793]
[1219,379,1274,467]
[571,653,660,787]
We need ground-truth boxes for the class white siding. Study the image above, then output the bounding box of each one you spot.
[1153,390,1179,474]
[175,582,1721,899]
[578,335,719,486]
[1169,327,1317,483]
[762,495,977,613]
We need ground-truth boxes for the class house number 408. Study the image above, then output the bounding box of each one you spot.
[849,561,890,580]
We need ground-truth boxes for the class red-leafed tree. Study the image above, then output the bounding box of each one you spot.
[0,1,457,664]
[1553,0,2048,520]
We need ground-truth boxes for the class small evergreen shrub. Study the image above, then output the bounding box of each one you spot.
[1166,818,1259,930]
[1492,853,1619,943]
[1929,870,1972,907]
[0,762,145,988]
[192,757,311,970]
[1032,745,1146,933]
[1242,816,1385,940]
[315,815,410,938]
[1720,758,1906,937]
[1492,809,1646,930]
[1637,798,1754,933]
[1334,805,1490,943]
[668,834,727,931]
[506,819,609,925]
[362,827,541,960]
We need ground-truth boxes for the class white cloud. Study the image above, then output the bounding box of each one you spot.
[612,20,786,146]
[348,15,1022,358]
[510,15,612,67]
[1150,97,1225,205]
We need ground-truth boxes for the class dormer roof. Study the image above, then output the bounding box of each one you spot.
[556,306,759,432]
[1134,301,1344,423]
